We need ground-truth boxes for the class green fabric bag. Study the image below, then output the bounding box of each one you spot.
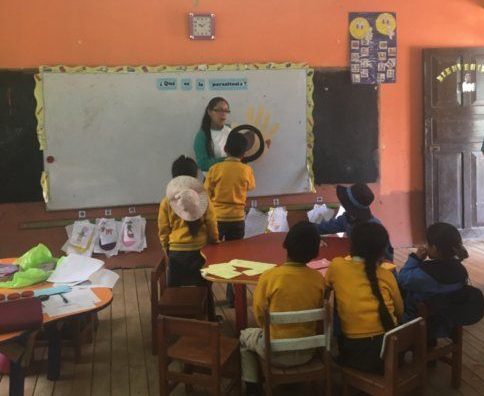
[15,243,53,270]
[0,268,50,288]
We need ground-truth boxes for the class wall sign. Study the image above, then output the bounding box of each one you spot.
[349,12,397,84]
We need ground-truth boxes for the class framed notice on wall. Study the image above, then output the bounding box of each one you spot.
[349,12,397,84]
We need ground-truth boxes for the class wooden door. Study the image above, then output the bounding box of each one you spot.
[423,48,484,239]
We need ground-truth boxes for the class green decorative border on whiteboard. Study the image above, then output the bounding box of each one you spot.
[306,68,315,193]
[34,62,315,201]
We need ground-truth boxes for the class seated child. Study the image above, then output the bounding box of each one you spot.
[158,155,219,287]
[317,183,394,262]
[398,222,481,340]
[204,130,256,305]
[239,221,324,392]
[325,222,403,374]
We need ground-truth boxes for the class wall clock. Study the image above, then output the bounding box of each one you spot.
[189,13,215,40]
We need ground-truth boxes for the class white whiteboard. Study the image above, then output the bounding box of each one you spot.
[40,67,311,210]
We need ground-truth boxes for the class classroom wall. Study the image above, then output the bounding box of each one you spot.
[1,0,483,248]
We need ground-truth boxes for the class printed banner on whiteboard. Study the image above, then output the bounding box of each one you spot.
[349,12,397,84]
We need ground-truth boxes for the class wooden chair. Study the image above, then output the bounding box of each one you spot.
[259,305,332,396]
[151,253,208,354]
[157,315,241,396]
[418,302,463,388]
[341,317,427,396]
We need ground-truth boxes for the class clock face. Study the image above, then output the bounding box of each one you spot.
[189,13,215,40]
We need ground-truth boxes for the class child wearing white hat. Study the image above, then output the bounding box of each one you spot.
[158,155,219,287]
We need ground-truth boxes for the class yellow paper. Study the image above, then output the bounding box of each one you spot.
[230,259,276,271]
[242,268,273,276]
[202,264,241,279]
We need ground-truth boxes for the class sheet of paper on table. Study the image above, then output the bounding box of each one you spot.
[307,258,331,277]
[201,265,241,279]
[230,259,276,275]
[307,258,331,270]
[203,260,277,279]
[42,287,101,318]
[335,205,346,238]
[47,254,104,284]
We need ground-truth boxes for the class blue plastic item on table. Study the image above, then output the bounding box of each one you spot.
[33,285,71,297]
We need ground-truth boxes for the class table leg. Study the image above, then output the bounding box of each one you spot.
[233,284,247,334]
[45,323,61,381]
[9,360,24,396]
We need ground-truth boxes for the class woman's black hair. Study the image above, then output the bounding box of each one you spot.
[283,221,320,264]
[427,222,469,260]
[350,222,395,332]
[170,155,201,236]
[200,97,229,158]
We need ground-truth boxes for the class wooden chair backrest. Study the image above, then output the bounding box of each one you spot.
[157,315,221,375]
[382,318,427,392]
[263,304,328,368]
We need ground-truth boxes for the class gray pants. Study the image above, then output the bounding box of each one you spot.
[239,328,315,383]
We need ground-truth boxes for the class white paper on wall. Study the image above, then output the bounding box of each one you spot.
[307,204,335,224]
[62,221,99,257]
[267,206,289,233]
[244,208,269,239]
[119,216,147,252]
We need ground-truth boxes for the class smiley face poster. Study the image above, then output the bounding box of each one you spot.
[349,12,397,84]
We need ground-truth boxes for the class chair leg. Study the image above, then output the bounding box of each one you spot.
[159,366,169,396]
[183,364,194,393]
[237,356,243,396]
[341,378,350,396]
[152,320,158,355]
[73,319,82,362]
[451,349,462,388]
[325,353,332,396]
[263,382,273,396]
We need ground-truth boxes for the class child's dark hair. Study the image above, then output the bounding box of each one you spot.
[283,221,320,264]
[350,222,395,332]
[224,130,247,158]
[171,155,198,178]
[171,155,201,236]
[427,222,469,260]
[201,97,229,158]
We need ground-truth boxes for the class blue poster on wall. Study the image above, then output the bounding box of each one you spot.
[349,12,397,84]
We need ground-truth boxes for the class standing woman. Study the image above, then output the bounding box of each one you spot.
[194,97,232,172]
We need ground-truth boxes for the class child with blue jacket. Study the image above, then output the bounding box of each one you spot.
[317,183,394,262]
[398,222,471,339]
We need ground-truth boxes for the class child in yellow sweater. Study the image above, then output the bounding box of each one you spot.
[325,222,403,374]
[204,130,255,305]
[239,221,325,391]
[158,155,219,287]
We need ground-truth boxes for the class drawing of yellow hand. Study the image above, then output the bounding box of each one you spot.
[245,105,280,149]
[246,105,281,140]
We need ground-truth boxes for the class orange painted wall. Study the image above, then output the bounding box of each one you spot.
[1,0,483,246]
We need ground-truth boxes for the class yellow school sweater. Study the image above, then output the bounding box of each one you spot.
[253,263,325,339]
[325,256,404,339]
[157,197,219,251]
[203,158,255,222]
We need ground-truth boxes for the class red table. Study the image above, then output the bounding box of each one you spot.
[202,233,349,333]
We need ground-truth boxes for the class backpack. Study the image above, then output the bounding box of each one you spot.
[425,285,484,336]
